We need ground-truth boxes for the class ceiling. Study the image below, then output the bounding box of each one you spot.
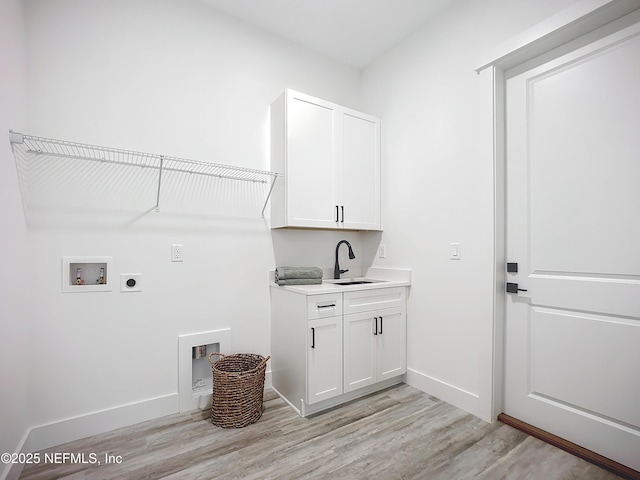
[198,0,457,69]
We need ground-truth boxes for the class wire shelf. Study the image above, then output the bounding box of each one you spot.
[9,131,280,218]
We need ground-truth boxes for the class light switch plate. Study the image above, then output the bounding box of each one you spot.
[450,243,461,260]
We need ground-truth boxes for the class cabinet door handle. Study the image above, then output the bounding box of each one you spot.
[311,327,315,348]
[379,316,383,335]
[341,205,344,223]
[373,317,378,336]
[335,205,339,222]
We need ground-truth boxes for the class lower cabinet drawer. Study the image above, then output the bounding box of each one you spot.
[307,293,343,319]
[343,287,406,315]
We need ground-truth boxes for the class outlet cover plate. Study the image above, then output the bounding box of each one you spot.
[171,244,183,262]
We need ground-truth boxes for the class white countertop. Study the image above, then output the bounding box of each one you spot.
[269,267,411,295]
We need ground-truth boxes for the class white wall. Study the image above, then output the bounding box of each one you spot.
[0,0,30,477]
[361,0,576,417]
[10,0,592,455]
[22,0,365,449]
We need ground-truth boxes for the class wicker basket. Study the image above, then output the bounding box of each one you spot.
[208,352,270,428]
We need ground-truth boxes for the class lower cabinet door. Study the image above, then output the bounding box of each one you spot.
[376,307,406,381]
[307,316,343,404]
[343,312,377,393]
[344,307,406,393]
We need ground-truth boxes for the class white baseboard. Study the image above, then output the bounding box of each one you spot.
[406,368,479,417]
[271,385,302,416]
[1,393,178,480]
[1,460,22,480]
[26,393,179,453]
[264,370,272,390]
[2,369,272,480]
[1,429,30,480]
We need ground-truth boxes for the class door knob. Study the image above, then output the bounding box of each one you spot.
[506,282,527,293]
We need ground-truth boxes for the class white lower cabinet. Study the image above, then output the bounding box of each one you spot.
[271,285,407,416]
[343,307,406,393]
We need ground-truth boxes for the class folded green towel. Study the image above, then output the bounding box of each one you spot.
[276,278,323,285]
[275,266,323,282]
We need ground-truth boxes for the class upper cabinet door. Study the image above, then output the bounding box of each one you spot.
[341,110,381,230]
[286,92,340,228]
[270,89,382,231]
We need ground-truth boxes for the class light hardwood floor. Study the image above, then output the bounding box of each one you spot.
[20,385,623,479]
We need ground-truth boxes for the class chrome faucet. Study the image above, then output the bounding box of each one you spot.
[334,240,356,279]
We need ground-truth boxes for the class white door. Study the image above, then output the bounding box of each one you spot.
[307,316,343,404]
[504,16,640,470]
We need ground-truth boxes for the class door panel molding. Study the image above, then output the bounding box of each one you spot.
[528,275,640,318]
[528,307,640,427]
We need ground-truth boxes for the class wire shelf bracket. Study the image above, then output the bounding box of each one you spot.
[9,130,281,218]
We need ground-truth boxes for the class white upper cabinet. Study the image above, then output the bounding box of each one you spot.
[270,89,381,230]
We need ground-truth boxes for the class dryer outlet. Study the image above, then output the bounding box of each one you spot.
[120,273,142,293]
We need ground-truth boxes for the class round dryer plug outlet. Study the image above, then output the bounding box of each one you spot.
[120,273,142,292]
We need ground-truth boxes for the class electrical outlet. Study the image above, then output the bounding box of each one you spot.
[120,273,142,292]
[171,244,183,262]
[379,244,387,258]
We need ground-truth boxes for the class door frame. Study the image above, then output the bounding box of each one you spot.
[475,0,640,422]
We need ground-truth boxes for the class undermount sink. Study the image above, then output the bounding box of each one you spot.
[327,279,383,286]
